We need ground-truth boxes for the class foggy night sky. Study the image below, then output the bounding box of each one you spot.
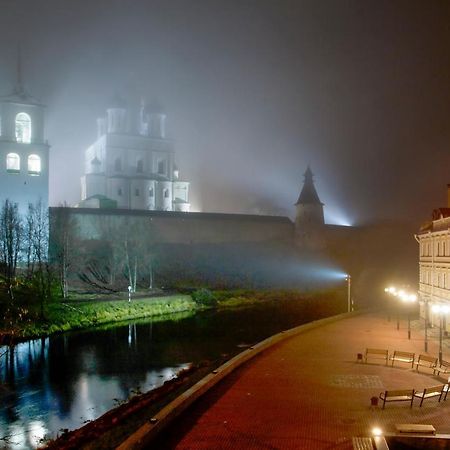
[0,0,449,226]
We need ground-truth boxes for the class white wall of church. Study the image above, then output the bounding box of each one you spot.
[79,100,189,212]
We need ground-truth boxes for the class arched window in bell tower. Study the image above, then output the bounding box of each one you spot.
[6,153,20,172]
[15,112,32,143]
[28,154,41,175]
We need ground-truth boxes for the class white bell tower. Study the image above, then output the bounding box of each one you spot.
[0,51,50,214]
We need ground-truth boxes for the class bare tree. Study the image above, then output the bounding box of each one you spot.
[50,205,78,298]
[26,200,52,317]
[0,200,23,300]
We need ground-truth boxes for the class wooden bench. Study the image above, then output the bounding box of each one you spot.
[390,350,415,368]
[379,389,414,409]
[415,354,438,372]
[434,359,450,376]
[413,384,446,407]
[365,348,389,365]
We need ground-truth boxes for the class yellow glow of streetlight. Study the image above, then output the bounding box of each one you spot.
[372,427,383,437]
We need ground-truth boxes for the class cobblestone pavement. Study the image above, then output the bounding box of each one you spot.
[151,312,450,449]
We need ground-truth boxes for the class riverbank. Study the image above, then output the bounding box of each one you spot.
[0,295,196,342]
[0,288,345,343]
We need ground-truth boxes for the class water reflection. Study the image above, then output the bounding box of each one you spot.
[0,301,335,449]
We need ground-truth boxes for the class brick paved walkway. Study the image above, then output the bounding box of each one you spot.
[152,312,450,449]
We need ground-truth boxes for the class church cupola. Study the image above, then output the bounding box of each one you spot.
[139,98,166,139]
[295,166,324,228]
[106,94,128,134]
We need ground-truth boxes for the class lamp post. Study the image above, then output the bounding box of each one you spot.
[423,296,429,353]
[384,286,417,337]
[432,304,449,364]
[400,293,417,340]
[385,287,400,329]
[346,275,352,313]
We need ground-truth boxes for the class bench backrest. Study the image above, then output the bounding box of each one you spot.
[366,348,388,356]
[394,351,414,358]
[418,354,438,364]
[424,385,445,395]
[384,389,414,397]
[439,360,450,368]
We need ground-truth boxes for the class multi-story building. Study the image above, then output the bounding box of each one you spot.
[416,185,450,328]
[0,72,50,214]
[80,97,190,212]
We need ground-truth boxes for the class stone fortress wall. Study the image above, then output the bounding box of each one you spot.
[50,207,294,245]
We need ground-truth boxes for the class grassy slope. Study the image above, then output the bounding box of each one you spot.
[17,295,197,338]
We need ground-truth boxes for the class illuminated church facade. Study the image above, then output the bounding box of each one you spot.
[0,73,49,214]
[79,98,190,212]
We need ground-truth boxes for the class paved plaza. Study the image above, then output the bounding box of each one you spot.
[151,312,450,449]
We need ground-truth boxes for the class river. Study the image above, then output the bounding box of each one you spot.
[0,299,342,449]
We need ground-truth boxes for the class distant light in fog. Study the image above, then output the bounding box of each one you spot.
[325,207,353,227]
[302,266,348,281]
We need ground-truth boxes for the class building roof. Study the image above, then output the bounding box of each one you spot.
[432,208,450,221]
[295,166,323,205]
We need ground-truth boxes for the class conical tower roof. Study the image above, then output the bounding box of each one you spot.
[295,166,323,205]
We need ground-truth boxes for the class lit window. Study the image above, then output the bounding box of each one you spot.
[15,112,31,143]
[149,187,154,197]
[28,154,41,174]
[6,153,20,172]
[114,158,122,172]
[137,160,143,173]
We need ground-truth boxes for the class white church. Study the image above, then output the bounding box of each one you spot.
[0,72,49,214]
[79,97,190,212]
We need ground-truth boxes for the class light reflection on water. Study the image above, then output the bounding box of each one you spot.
[0,301,339,449]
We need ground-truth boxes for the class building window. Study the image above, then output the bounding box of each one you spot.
[157,160,165,175]
[149,187,154,197]
[117,188,123,196]
[6,153,20,172]
[164,189,169,198]
[114,158,122,172]
[15,112,31,143]
[135,188,140,196]
[28,154,41,174]
[137,160,143,173]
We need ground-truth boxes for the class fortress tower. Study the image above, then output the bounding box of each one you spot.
[295,166,325,249]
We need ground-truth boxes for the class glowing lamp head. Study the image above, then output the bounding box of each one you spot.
[372,427,383,437]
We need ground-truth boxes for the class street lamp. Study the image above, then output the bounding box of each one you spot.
[432,304,449,364]
[384,286,417,337]
[384,287,400,330]
[421,295,429,352]
[346,275,352,313]
[399,292,417,340]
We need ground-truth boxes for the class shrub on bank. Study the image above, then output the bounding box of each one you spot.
[191,288,217,306]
